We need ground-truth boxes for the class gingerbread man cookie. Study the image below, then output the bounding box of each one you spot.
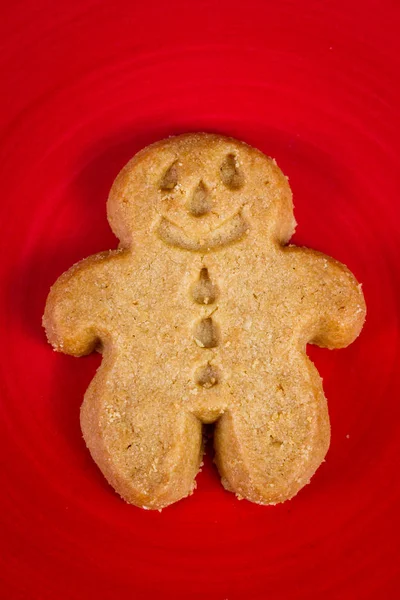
[43,134,366,509]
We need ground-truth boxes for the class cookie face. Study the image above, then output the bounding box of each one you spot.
[43,133,366,510]
[107,134,296,250]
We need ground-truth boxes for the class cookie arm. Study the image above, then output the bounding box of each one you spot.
[43,252,118,356]
[284,247,366,349]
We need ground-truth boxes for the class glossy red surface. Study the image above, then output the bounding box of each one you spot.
[1,1,399,598]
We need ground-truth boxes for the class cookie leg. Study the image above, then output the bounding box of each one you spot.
[214,355,330,504]
[80,362,203,510]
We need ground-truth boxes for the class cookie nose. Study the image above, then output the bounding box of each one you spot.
[188,181,212,216]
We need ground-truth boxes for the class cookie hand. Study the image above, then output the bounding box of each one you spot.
[283,247,366,349]
[43,251,122,356]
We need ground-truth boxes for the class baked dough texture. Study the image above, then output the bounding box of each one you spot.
[43,133,366,509]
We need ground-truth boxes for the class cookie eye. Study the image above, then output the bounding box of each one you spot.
[160,161,178,190]
[220,154,244,189]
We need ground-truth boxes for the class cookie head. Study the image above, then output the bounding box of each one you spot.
[107,134,295,250]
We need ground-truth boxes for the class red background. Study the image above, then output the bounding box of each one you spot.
[1,1,399,598]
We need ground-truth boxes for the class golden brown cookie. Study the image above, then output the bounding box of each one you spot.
[43,133,366,509]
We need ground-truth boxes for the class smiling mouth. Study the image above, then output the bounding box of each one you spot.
[157,209,250,252]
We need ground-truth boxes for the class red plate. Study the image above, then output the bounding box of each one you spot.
[1,1,399,598]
